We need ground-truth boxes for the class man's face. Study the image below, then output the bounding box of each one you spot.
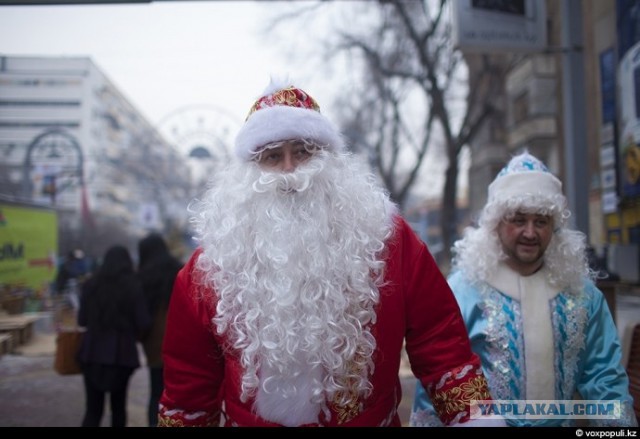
[497,211,554,275]
[256,140,316,172]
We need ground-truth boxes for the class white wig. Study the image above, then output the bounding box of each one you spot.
[453,152,593,293]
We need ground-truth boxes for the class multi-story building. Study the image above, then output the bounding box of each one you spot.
[0,55,192,258]
[465,0,640,284]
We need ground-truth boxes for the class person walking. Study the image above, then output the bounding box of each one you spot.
[55,249,89,296]
[137,233,182,427]
[77,245,151,427]
[158,78,502,427]
[410,152,638,427]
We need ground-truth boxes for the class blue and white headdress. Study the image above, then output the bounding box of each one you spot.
[487,152,566,224]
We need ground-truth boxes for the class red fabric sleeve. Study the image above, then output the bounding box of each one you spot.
[158,249,224,427]
[393,217,490,425]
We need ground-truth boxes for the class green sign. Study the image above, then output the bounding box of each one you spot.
[0,203,58,291]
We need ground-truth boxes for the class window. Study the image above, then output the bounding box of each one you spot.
[513,90,529,125]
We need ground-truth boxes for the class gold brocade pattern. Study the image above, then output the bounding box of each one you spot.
[157,415,185,427]
[157,409,220,427]
[247,87,321,119]
[328,353,371,424]
[331,390,361,424]
[272,88,301,106]
[431,375,491,417]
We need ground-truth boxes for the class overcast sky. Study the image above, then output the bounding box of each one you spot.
[0,1,463,199]
[0,1,331,127]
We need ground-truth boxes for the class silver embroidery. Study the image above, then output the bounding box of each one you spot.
[409,408,444,427]
[478,285,526,400]
[551,291,588,399]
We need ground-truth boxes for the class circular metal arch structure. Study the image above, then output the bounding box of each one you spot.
[157,104,243,187]
[22,128,84,203]
[157,104,242,162]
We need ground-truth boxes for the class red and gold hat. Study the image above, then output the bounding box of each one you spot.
[234,78,345,160]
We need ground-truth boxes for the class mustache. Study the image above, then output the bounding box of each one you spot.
[251,158,325,194]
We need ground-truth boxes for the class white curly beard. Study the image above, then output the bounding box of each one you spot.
[190,151,396,426]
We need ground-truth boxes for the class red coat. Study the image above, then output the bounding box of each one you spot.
[159,216,489,427]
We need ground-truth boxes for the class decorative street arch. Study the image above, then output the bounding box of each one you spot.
[22,129,84,206]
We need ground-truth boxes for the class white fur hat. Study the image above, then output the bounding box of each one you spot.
[488,152,565,215]
[234,78,345,160]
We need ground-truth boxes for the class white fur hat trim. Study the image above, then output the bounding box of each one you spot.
[235,104,345,160]
[488,171,563,205]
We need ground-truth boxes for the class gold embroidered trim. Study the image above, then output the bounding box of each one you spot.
[158,415,185,427]
[432,375,491,415]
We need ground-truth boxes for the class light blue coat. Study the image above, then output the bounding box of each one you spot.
[411,269,638,427]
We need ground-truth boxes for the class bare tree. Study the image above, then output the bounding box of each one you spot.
[269,0,511,270]
[338,62,437,210]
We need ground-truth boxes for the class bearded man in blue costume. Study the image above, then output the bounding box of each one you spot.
[411,152,637,427]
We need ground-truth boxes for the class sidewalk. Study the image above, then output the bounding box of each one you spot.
[0,311,417,427]
[4,289,631,428]
[0,312,149,427]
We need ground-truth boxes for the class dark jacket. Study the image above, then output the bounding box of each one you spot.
[77,246,151,369]
[137,234,183,368]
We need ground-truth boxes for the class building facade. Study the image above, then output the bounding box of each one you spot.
[0,55,192,259]
[465,0,640,284]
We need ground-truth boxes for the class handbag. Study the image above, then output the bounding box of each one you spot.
[54,329,84,375]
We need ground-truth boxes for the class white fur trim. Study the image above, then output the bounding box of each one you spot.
[488,264,557,400]
[520,269,556,401]
[234,105,345,160]
[261,75,292,96]
[488,171,562,204]
[254,362,323,426]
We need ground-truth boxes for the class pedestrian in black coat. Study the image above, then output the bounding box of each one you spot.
[137,233,183,427]
[78,245,151,427]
